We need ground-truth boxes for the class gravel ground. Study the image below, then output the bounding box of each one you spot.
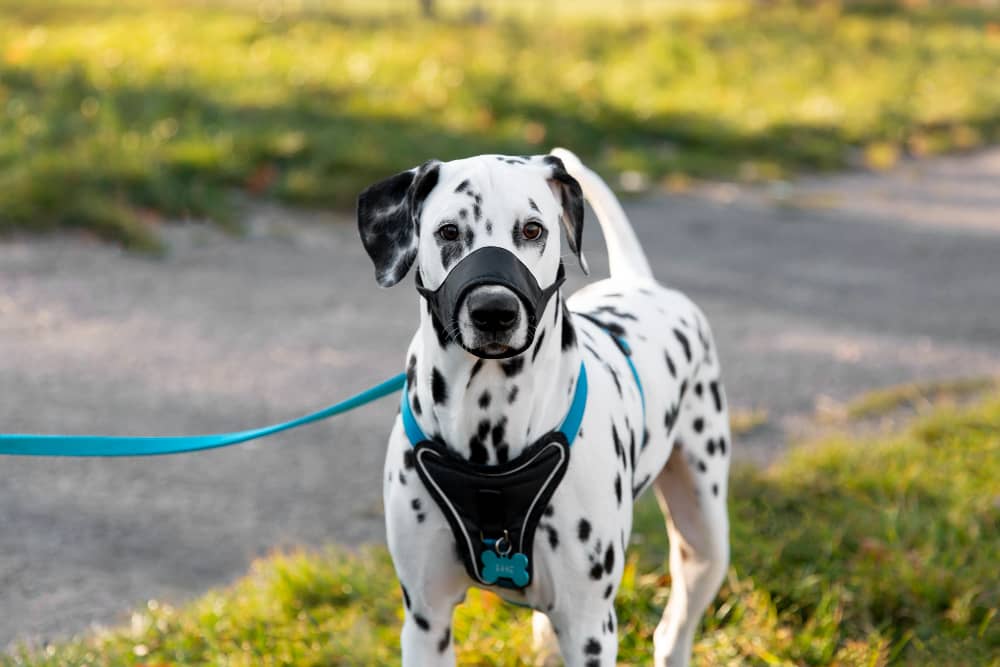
[2,149,999,648]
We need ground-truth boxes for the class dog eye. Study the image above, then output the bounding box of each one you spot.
[522,222,543,240]
[437,224,460,241]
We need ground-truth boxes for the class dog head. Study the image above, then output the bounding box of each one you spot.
[357,154,586,358]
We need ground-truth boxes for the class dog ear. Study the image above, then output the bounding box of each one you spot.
[543,154,589,274]
[357,160,441,287]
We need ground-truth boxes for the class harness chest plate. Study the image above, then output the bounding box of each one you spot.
[411,434,571,590]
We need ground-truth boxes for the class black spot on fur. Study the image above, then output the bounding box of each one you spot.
[604,544,615,574]
[411,498,421,511]
[664,405,678,432]
[546,525,559,550]
[531,329,547,362]
[628,429,636,472]
[665,352,677,378]
[561,304,577,350]
[528,197,540,213]
[485,220,493,234]
[632,475,650,499]
[585,637,601,655]
[695,382,703,397]
[614,474,622,505]
[693,417,704,433]
[712,483,719,497]
[578,518,592,542]
[612,424,624,463]
[478,391,491,409]
[607,364,622,396]
[467,359,483,387]
[406,355,417,387]
[414,614,430,631]
[544,504,554,517]
[401,584,411,610]
[411,395,422,416]
[707,439,716,456]
[473,203,481,221]
[710,380,724,412]
[491,417,507,451]
[454,179,470,193]
[507,385,519,403]
[719,437,728,455]
[594,318,626,338]
[502,357,524,377]
[399,471,407,485]
[589,563,604,580]
[696,459,707,473]
[438,626,451,653]
[496,444,509,463]
[603,583,613,599]
[469,434,488,464]
[431,368,448,405]
[673,328,692,362]
[462,225,474,249]
[592,305,638,321]
[417,513,426,523]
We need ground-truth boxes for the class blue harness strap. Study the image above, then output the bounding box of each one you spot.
[401,361,588,447]
[0,374,406,457]
[613,337,646,419]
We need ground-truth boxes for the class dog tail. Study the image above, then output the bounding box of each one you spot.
[550,148,654,281]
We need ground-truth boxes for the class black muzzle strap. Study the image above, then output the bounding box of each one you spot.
[415,247,564,358]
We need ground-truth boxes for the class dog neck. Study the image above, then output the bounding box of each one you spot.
[405,294,581,464]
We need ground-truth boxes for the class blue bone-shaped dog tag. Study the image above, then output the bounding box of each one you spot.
[481,551,530,587]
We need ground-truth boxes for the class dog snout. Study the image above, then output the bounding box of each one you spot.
[467,288,520,333]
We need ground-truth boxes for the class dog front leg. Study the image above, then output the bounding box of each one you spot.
[549,606,620,667]
[400,594,459,667]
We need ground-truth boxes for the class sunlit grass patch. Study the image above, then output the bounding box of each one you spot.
[1,0,999,249]
[7,390,998,666]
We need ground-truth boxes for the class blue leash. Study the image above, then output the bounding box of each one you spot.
[1,321,637,458]
[0,374,406,457]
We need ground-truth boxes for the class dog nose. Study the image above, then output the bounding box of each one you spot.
[468,290,519,332]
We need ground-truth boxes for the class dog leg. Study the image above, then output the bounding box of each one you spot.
[532,610,561,665]
[399,589,462,667]
[652,383,731,666]
[549,606,619,667]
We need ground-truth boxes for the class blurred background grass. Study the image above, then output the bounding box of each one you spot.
[1,0,999,251]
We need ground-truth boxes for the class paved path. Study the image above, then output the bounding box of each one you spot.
[2,150,999,648]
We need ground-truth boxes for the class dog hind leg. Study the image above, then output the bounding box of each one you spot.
[652,380,731,666]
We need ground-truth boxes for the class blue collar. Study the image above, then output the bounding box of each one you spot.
[401,361,588,448]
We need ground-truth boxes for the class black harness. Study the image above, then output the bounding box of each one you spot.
[400,362,588,590]
[411,435,570,589]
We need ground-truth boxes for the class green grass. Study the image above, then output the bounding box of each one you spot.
[6,392,998,666]
[844,376,999,421]
[2,1,1000,249]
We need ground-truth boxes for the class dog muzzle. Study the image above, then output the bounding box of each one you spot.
[415,246,565,359]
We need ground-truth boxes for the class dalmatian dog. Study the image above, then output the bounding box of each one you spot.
[357,148,730,666]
